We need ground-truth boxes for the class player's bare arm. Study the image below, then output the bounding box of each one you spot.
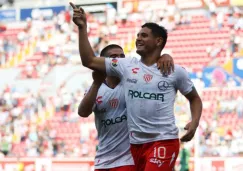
[181,87,203,142]
[70,2,106,73]
[78,83,100,117]
[78,72,106,117]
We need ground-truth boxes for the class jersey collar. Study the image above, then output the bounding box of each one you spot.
[139,60,158,69]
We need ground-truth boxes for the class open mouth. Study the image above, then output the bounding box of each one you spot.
[136,43,144,47]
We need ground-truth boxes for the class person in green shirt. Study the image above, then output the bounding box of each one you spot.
[0,136,11,156]
[180,142,190,171]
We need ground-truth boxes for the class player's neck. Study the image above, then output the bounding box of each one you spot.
[105,77,120,89]
[141,53,159,66]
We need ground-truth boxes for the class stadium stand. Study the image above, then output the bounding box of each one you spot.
[0,2,243,169]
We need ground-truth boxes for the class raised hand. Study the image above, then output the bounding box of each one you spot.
[92,71,106,85]
[157,53,174,76]
[70,2,87,29]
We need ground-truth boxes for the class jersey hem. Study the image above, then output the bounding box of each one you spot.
[130,136,179,144]
[94,163,134,169]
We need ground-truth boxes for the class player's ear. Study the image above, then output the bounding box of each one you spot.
[156,37,163,47]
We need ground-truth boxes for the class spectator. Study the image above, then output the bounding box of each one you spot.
[208,0,216,17]
[216,12,224,30]
[0,50,6,66]
[0,135,12,156]
[234,13,243,30]
[60,87,72,122]
[106,3,116,26]
[210,13,217,30]
[180,143,190,171]
[181,14,191,25]
[236,97,243,118]
[230,30,237,55]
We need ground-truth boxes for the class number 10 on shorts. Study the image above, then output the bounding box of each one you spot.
[154,146,166,159]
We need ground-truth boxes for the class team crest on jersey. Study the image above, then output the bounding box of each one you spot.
[132,68,139,74]
[109,98,119,108]
[143,74,153,83]
[96,96,103,104]
[111,59,118,67]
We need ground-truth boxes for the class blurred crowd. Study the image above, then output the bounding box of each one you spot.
[0,38,17,67]
[0,85,50,157]
[175,90,243,158]
[0,3,243,158]
[0,84,98,158]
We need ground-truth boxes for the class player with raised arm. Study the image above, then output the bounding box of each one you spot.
[69,2,174,75]
[78,44,174,171]
[70,3,202,171]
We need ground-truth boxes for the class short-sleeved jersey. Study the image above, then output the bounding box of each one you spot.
[91,83,134,169]
[105,58,193,144]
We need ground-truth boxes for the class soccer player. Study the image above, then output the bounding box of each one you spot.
[78,44,174,171]
[78,44,134,171]
[70,3,202,171]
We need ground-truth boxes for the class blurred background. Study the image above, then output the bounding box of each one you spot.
[0,0,243,170]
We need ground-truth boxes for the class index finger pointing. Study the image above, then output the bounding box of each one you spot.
[70,2,78,9]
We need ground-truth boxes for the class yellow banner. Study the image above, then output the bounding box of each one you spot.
[223,59,233,74]
[231,0,243,6]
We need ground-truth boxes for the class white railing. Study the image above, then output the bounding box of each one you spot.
[1,157,243,171]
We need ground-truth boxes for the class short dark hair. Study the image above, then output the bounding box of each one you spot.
[100,44,123,57]
[141,22,168,50]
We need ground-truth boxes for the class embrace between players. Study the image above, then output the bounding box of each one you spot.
[70,2,202,171]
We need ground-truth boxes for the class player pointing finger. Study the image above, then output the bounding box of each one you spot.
[69,2,87,29]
